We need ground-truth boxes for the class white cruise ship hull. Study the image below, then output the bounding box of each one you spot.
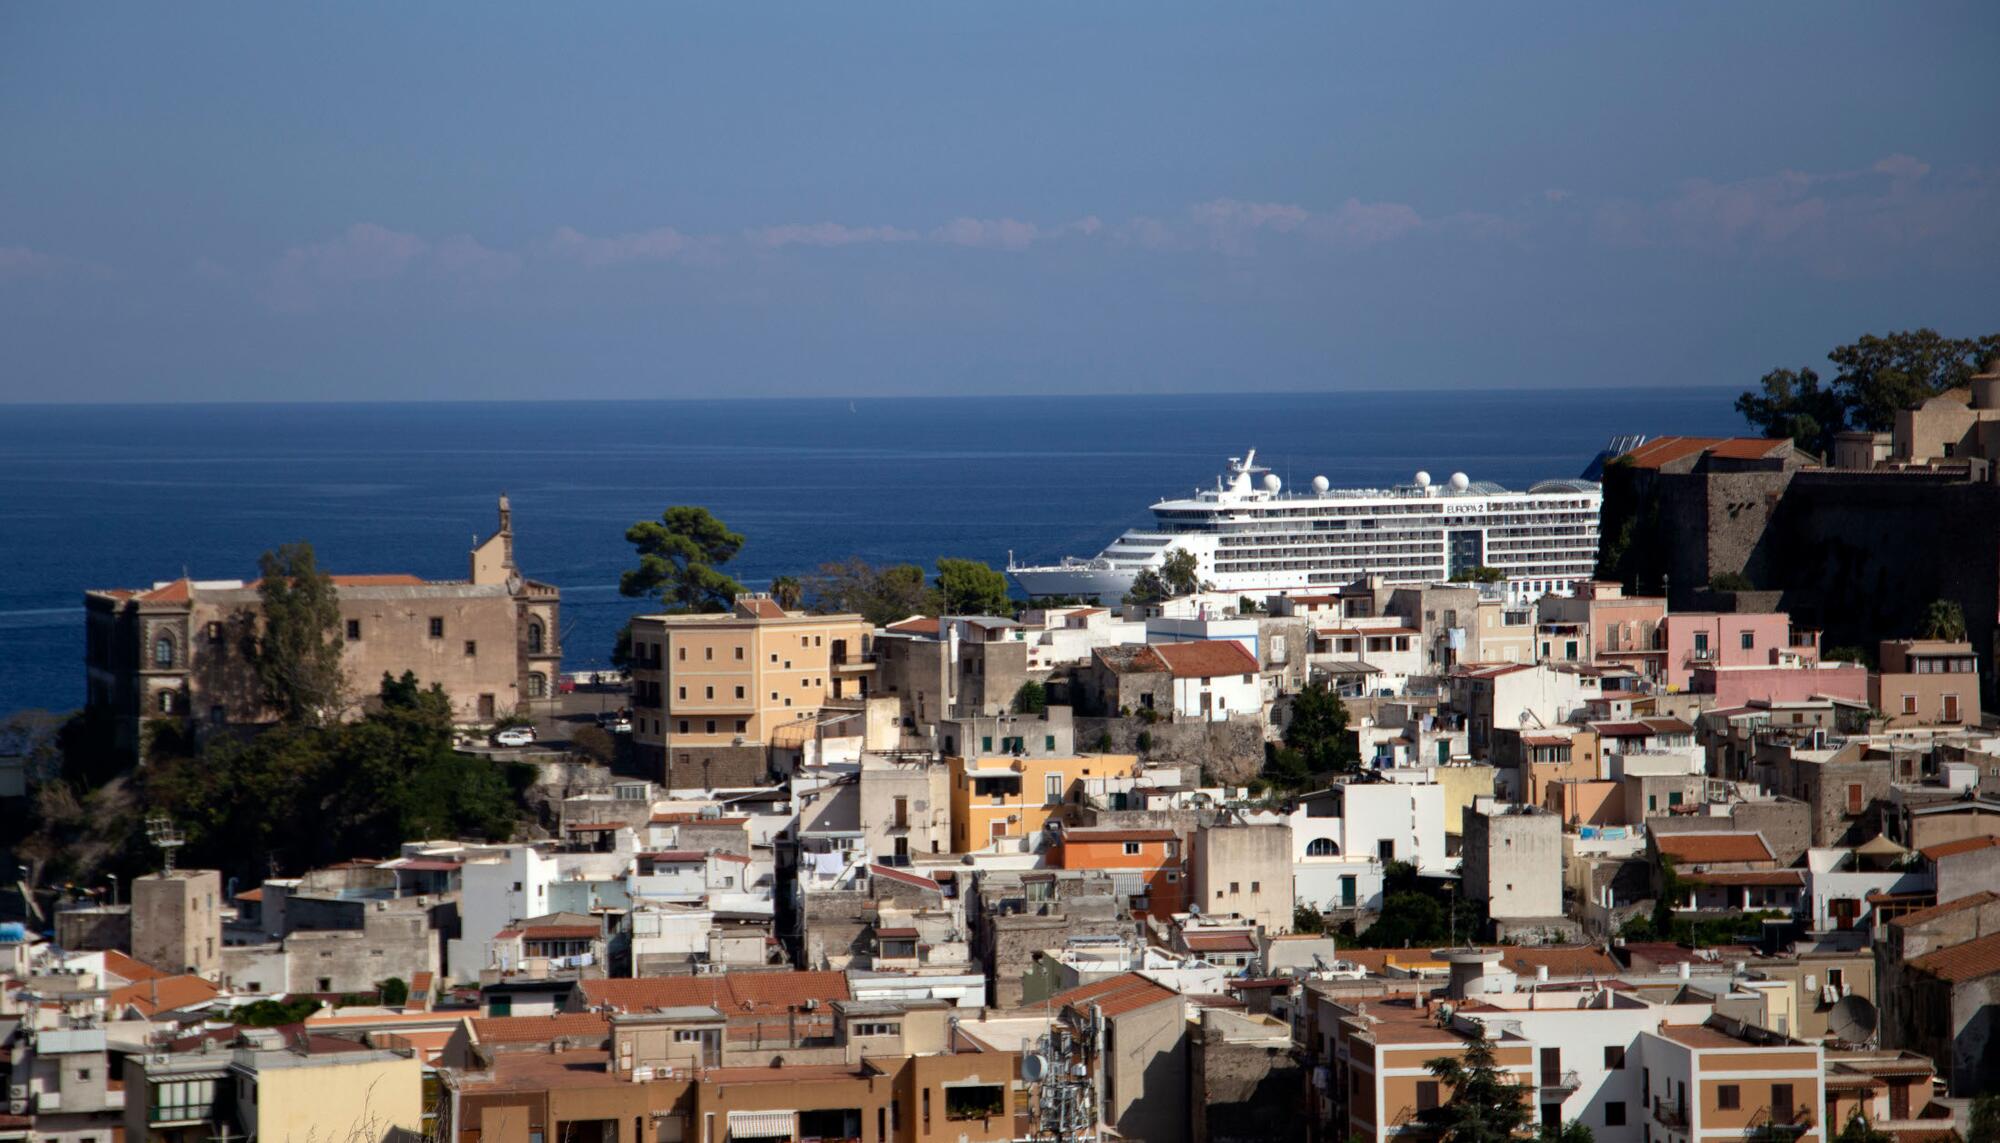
[1006,563,1143,600]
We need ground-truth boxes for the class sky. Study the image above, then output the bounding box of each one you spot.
[2,3,1997,403]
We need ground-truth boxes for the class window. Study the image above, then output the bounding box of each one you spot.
[705,720,716,734]
[735,720,746,733]
[1045,774,1064,804]
[1902,693,1918,715]
[678,720,690,734]
[1046,735,1056,750]
[735,646,744,660]
[735,685,745,699]
[944,1085,1006,1121]
[1378,839,1395,862]
[429,617,444,638]
[206,621,224,643]
[1694,631,1709,653]
[704,646,713,661]
[1229,882,1240,894]
[704,686,714,699]
[1717,1085,1739,1110]
[153,634,175,667]
[1251,880,1261,893]
[1416,1081,1441,1111]
[527,673,547,698]
[464,640,477,657]
[158,691,176,714]
[346,618,362,640]
[1604,1045,1625,1069]
[678,686,687,700]
[210,704,225,725]
[981,735,993,752]
[1124,842,1142,856]
[679,646,687,661]
[1740,630,1755,650]
[528,622,544,653]
[1606,1102,1627,1127]
[853,1021,900,1037]
[1307,838,1337,856]
[1771,1084,1793,1118]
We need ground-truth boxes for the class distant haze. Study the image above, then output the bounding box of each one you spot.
[2,4,1997,403]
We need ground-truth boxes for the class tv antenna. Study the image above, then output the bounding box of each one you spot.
[146,812,186,875]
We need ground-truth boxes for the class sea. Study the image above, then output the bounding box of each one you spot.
[0,388,1744,716]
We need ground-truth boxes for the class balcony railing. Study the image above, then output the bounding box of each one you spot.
[1652,1098,1689,1129]
[1540,1069,1581,1095]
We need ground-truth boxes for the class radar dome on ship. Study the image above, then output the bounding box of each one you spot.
[1450,471,1470,491]
[1263,473,1282,493]
[1311,475,1330,493]
[1414,471,1432,487]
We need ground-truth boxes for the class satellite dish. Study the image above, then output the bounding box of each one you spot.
[1312,475,1331,494]
[1415,471,1432,487]
[1021,1052,1047,1083]
[1828,995,1877,1043]
[1262,473,1282,493]
[1449,472,1471,491]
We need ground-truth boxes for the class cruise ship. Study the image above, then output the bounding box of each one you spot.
[1007,449,1602,603]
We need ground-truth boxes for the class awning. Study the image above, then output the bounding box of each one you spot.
[962,768,1021,780]
[727,1110,796,1138]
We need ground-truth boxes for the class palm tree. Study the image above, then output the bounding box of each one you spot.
[770,575,804,611]
[1921,598,1966,641]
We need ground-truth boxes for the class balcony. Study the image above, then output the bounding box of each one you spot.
[1652,1098,1689,1130]
[1539,1070,1580,1096]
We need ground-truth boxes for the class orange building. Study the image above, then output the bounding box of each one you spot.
[1319,995,1533,1143]
[1048,827,1186,918]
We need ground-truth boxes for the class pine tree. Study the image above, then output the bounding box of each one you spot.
[1419,1026,1533,1143]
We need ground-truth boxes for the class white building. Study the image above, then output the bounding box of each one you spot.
[1452,662,1602,758]
[1289,783,1448,913]
[1149,640,1263,722]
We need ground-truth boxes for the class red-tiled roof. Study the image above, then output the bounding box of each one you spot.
[1654,832,1773,865]
[102,949,166,984]
[1682,870,1806,887]
[1621,436,1793,471]
[577,971,851,1015]
[519,925,601,940]
[1921,836,2000,861]
[1522,734,1573,748]
[235,887,264,902]
[1908,930,2000,983]
[1501,946,1624,978]
[885,616,939,636]
[110,974,221,1017]
[1593,720,1665,738]
[1045,972,1180,1017]
[1890,890,2000,929]
[869,864,944,893]
[1150,640,1260,679]
[1184,933,1258,953]
[1457,663,1536,679]
[137,578,193,603]
[473,1013,611,1044]
[737,597,787,619]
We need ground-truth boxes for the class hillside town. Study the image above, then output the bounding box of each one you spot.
[9,370,2000,1142]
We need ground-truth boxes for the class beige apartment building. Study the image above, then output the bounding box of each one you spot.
[629,595,872,788]
[1871,638,1981,727]
[84,498,560,757]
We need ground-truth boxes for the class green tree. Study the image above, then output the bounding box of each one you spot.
[1160,547,1204,597]
[1968,1092,2000,1143]
[231,996,323,1026]
[1542,1121,1595,1143]
[1734,366,1847,456]
[805,558,938,625]
[1709,571,1755,592]
[769,575,804,611]
[1833,1113,1892,1143]
[934,558,1011,616]
[1284,680,1359,775]
[569,723,616,766]
[1418,1027,1533,1143]
[254,542,348,726]
[1352,891,1445,948]
[1449,566,1506,584]
[1013,681,1048,715]
[1736,330,2000,454]
[1123,568,1171,606]
[1293,903,1326,934]
[377,976,409,1006]
[1921,598,1967,641]
[1824,645,1872,667]
[619,507,746,613]
[1262,745,1313,791]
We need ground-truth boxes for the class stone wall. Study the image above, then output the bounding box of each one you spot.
[54,906,130,953]
[1190,1018,1301,1143]
[1647,798,1812,867]
[664,744,768,791]
[1075,716,1263,785]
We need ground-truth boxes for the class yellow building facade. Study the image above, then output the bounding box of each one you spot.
[947,751,1140,853]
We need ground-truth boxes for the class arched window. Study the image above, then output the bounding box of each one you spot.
[1305,837,1338,857]
[527,672,548,699]
[527,621,544,654]
[157,691,176,714]
[153,634,176,667]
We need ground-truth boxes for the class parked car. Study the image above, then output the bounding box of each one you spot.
[606,716,633,734]
[493,726,536,748]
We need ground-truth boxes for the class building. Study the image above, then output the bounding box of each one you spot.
[1042,973,1189,1143]
[1660,611,1818,692]
[1191,822,1294,936]
[1460,803,1564,927]
[1188,1007,1302,1143]
[1290,783,1447,915]
[1878,890,2000,1095]
[945,729,1138,853]
[1632,1020,1826,1143]
[1449,662,1601,759]
[1871,639,1981,727]
[83,498,561,755]
[628,595,873,788]
[1079,640,1262,722]
[1048,826,1186,919]
[124,1032,424,1143]
[1538,581,1669,678]
[132,868,223,981]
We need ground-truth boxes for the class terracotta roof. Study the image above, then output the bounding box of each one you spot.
[1149,640,1261,679]
[737,597,787,619]
[1908,930,2000,983]
[1920,836,2000,861]
[235,887,264,902]
[1594,720,1666,738]
[1522,734,1573,748]
[885,616,940,636]
[1654,832,1773,865]
[1656,1022,1768,1049]
[1457,663,1536,679]
[577,970,850,1015]
[472,1013,611,1044]
[874,927,919,939]
[102,949,166,984]
[137,578,193,603]
[1890,890,2000,929]
[1045,972,1180,1017]
[1621,436,1792,471]
[1643,717,1696,734]
[1184,933,1258,953]
[110,974,221,1017]
[1061,829,1177,844]
[1501,946,1624,978]
[519,925,601,940]
[869,864,944,893]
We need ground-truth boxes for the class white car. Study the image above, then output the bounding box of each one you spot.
[606,717,633,734]
[493,727,536,748]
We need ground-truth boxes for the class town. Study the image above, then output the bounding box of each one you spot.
[6,350,2000,1142]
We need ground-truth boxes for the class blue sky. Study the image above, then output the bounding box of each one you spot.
[3,3,1997,402]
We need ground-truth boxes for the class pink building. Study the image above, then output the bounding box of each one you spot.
[1661,611,1819,691]
[1690,662,1870,708]
[1537,581,1668,677]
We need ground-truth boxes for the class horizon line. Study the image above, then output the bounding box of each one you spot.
[0,382,1743,409]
